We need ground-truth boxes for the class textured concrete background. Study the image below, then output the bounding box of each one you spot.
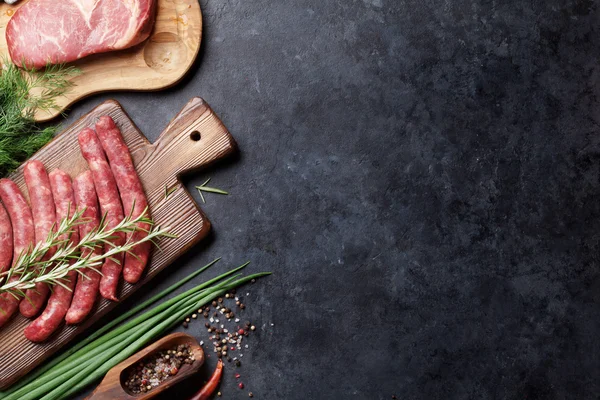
[65,0,600,399]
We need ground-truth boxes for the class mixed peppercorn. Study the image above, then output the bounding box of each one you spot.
[183,287,264,397]
[124,344,195,394]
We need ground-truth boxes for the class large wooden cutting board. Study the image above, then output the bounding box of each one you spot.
[0,0,202,122]
[0,97,236,389]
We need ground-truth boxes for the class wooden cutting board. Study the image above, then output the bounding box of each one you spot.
[0,97,236,389]
[0,0,202,122]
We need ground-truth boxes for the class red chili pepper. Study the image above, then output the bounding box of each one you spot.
[189,359,223,400]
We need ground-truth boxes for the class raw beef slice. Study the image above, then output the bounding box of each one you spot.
[6,0,157,68]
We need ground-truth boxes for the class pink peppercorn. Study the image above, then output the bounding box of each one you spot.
[238,382,245,389]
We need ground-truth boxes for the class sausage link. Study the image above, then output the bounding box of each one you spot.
[78,128,125,301]
[20,160,56,318]
[0,203,12,274]
[95,116,150,284]
[65,171,102,324]
[0,179,34,327]
[25,169,79,342]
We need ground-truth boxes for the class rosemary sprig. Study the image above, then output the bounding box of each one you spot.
[195,178,228,203]
[0,207,173,299]
[164,185,177,200]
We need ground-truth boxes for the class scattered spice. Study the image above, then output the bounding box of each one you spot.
[184,289,262,398]
[124,344,195,394]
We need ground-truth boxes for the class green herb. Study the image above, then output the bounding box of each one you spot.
[164,185,177,199]
[0,207,172,300]
[0,260,271,400]
[196,178,228,203]
[0,62,79,177]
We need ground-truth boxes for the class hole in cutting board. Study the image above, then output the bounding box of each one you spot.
[190,131,201,141]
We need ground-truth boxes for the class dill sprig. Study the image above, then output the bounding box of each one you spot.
[0,61,79,177]
[0,207,173,299]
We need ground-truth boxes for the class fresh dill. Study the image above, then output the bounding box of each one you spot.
[0,61,79,177]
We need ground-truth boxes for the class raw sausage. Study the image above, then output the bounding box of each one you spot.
[25,169,79,342]
[0,179,34,327]
[78,128,125,301]
[65,171,101,324]
[95,116,150,283]
[20,160,56,318]
[0,203,12,274]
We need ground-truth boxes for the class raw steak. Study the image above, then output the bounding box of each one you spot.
[6,0,156,68]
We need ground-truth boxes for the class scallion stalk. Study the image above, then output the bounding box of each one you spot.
[2,258,223,396]
[0,261,270,400]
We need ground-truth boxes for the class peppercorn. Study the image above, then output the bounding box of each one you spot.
[236,301,241,306]
[249,392,254,398]
[217,392,222,397]
[225,294,230,298]
[238,382,244,389]
[240,303,246,309]
[203,312,209,318]
[235,360,241,367]
[218,297,223,303]
[192,314,197,319]
[251,278,256,283]
[183,322,188,328]
[205,322,210,328]
[212,301,217,307]
[250,325,256,331]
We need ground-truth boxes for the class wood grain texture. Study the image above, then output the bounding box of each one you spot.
[86,333,205,400]
[0,97,236,389]
[0,0,202,122]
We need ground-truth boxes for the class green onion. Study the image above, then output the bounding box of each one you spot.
[1,258,222,397]
[0,260,270,400]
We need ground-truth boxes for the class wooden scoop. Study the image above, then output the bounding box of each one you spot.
[86,332,205,399]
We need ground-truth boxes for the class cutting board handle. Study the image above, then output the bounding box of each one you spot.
[134,97,237,196]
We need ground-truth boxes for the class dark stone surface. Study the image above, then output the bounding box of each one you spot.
[64,0,600,399]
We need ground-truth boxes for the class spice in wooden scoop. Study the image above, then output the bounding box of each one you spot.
[124,344,195,394]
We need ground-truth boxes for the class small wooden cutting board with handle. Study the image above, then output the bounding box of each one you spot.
[0,97,236,389]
